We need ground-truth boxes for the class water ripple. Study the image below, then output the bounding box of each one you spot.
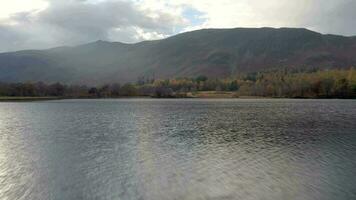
[0,99,356,200]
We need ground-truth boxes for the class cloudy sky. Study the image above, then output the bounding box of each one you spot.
[0,0,355,52]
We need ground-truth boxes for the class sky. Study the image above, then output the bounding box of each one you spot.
[0,0,355,52]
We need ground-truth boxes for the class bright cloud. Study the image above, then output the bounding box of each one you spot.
[0,0,48,19]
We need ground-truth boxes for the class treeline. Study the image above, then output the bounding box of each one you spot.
[0,69,355,98]
[0,81,150,98]
[138,69,356,98]
[237,69,356,98]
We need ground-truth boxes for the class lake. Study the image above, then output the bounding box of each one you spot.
[0,99,356,200]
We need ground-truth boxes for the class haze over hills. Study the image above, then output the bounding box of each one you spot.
[0,27,356,85]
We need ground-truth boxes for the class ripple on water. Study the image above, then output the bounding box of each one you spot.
[0,99,356,200]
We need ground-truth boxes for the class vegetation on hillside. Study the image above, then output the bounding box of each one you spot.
[0,69,355,99]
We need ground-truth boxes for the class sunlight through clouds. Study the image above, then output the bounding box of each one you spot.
[0,0,48,19]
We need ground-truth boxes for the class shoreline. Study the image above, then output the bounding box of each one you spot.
[1,95,355,102]
[0,97,64,102]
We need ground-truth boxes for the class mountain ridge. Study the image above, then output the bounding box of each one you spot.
[1,27,356,85]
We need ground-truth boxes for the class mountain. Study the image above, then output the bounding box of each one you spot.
[1,27,356,85]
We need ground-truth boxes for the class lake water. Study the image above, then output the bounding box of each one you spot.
[0,99,356,200]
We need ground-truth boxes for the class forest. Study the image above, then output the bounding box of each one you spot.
[0,69,355,99]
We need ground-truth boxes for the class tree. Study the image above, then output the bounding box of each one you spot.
[334,78,349,98]
[229,80,240,91]
[120,83,137,96]
[196,75,208,83]
[48,83,66,96]
[99,85,111,97]
[320,78,334,97]
[88,87,98,97]
[154,86,174,98]
[110,83,121,97]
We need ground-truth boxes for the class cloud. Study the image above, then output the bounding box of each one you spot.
[301,0,356,36]
[0,0,48,19]
[167,0,356,35]
[0,0,356,52]
[0,0,187,52]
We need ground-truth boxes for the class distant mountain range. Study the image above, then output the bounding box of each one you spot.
[1,27,356,85]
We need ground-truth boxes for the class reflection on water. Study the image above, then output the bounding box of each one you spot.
[0,99,356,200]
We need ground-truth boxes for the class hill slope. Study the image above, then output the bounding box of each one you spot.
[1,27,356,84]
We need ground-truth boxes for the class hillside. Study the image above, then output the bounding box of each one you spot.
[1,27,356,85]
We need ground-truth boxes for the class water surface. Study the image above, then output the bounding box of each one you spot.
[0,99,356,200]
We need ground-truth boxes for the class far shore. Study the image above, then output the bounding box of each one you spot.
[1,92,355,102]
[0,96,64,102]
